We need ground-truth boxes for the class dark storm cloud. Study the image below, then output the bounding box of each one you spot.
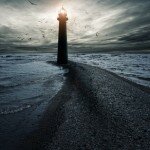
[119,27,150,43]
[0,25,18,43]
[0,0,150,51]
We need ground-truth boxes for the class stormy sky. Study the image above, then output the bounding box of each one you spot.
[0,0,150,52]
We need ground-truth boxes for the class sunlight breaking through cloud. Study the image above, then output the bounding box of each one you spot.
[0,0,150,51]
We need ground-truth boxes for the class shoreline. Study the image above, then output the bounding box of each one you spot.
[91,64,150,93]
[20,61,150,150]
[0,49,150,54]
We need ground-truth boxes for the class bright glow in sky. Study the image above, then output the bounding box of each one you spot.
[0,0,150,52]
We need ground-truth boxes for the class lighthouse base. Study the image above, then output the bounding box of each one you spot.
[57,51,68,64]
[57,59,68,65]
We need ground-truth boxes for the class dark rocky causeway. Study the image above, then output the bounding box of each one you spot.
[19,61,150,150]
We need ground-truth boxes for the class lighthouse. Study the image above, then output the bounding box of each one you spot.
[57,6,68,64]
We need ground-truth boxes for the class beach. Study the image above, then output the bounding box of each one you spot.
[0,54,150,150]
[21,61,150,150]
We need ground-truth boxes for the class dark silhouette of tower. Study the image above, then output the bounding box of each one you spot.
[57,7,68,64]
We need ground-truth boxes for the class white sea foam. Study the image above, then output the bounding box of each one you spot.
[0,105,31,115]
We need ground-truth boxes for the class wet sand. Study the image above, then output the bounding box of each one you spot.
[19,61,150,150]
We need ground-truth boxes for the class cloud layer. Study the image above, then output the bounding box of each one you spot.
[0,0,150,51]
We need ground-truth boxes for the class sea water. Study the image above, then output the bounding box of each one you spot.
[0,53,68,149]
[0,53,66,115]
[70,53,150,88]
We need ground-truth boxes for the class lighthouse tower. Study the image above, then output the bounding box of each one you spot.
[57,6,68,64]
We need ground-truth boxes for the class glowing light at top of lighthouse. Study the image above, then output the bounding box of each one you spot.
[59,6,67,15]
